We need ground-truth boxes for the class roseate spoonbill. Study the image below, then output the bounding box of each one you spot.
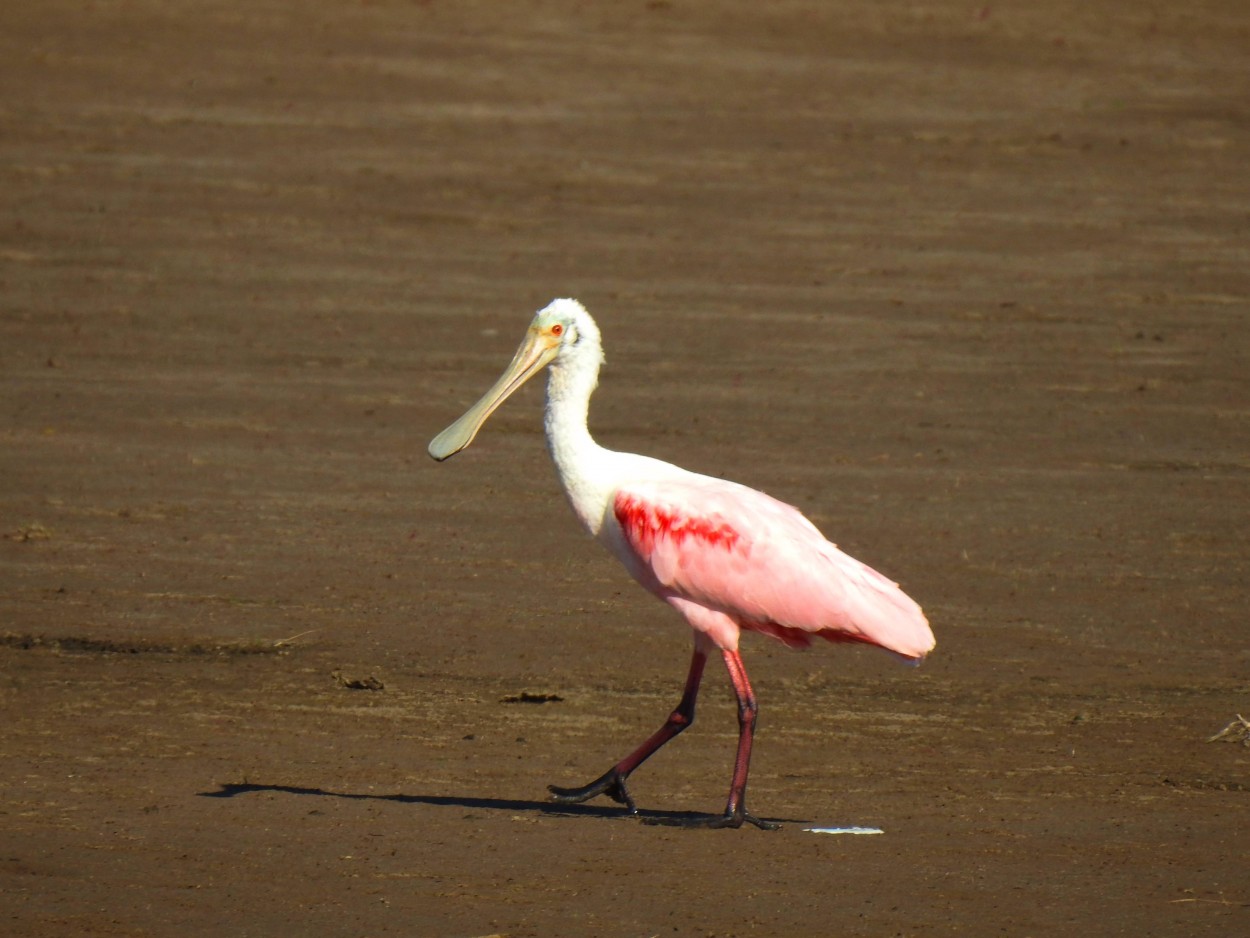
[428,299,934,829]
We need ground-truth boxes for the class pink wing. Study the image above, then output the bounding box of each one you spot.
[613,478,934,660]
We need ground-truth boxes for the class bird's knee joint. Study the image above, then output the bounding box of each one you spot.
[667,709,694,729]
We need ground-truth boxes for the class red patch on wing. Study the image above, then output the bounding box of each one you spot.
[744,620,813,649]
[744,621,881,652]
[615,493,742,555]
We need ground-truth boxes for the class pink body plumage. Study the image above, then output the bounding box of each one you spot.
[612,478,933,661]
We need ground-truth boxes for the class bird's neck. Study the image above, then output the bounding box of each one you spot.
[544,345,601,468]
[543,343,614,534]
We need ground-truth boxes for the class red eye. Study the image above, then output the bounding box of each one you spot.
[551,324,564,337]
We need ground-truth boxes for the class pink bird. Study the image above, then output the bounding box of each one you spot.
[429,299,934,829]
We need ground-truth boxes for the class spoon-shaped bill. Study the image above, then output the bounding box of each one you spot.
[428,328,558,461]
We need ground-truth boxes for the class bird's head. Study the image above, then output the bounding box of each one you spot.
[428,298,596,461]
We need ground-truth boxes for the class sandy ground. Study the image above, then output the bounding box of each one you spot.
[2,2,1248,935]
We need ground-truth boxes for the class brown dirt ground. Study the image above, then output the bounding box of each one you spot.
[2,2,1248,936]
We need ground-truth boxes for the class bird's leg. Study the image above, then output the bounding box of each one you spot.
[703,648,778,830]
[548,646,708,813]
[634,648,779,830]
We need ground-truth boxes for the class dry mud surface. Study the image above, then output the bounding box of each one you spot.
[2,2,1248,936]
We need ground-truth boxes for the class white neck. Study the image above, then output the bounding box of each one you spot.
[543,329,616,535]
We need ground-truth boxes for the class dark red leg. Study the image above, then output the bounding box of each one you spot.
[548,646,708,812]
[705,648,778,830]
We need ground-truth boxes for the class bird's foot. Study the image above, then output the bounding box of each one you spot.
[711,809,781,831]
[642,807,780,831]
[547,767,637,812]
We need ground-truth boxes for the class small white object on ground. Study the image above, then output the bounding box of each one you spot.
[803,826,884,835]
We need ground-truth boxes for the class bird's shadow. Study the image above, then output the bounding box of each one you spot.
[197,781,801,827]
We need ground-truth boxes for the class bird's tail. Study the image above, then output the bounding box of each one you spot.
[821,545,935,663]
